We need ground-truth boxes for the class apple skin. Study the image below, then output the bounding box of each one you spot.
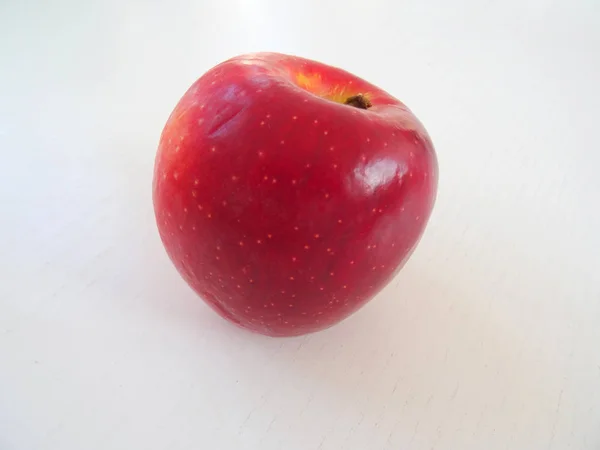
[153,52,438,337]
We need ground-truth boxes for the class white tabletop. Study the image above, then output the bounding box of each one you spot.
[1,0,599,449]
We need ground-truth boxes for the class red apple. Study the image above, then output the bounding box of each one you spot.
[153,52,438,337]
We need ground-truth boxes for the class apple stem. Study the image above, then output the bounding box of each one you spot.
[344,93,372,109]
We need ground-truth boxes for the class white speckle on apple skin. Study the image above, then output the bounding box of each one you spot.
[197,204,203,211]
[194,179,199,185]
[280,140,285,145]
[183,207,188,213]
[175,146,180,153]
[260,121,265,126]
[239,241,244,246]
[197,118,204,125]
[366,137,371,143]
[266,114,271,118]
[258,151,264,157]
[329,146,335,151]
[256,239,262,244]
[313,119,318,124]
[173,172,179,180]
[324,130,329,135]
[211,146,216,152]
[292,116,297,120]
[289,276,295,281]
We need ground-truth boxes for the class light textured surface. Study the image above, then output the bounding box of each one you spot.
[1,0,599,449]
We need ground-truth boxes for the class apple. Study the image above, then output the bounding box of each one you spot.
[153,52,438,337]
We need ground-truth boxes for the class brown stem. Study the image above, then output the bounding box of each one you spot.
[344,93,372,109]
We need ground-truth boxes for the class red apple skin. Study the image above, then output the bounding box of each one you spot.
[153,52,438,337]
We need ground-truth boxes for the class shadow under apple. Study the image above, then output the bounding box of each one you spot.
[205,255,564,450]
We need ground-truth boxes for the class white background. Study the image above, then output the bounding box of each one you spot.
[1,0,599,449]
